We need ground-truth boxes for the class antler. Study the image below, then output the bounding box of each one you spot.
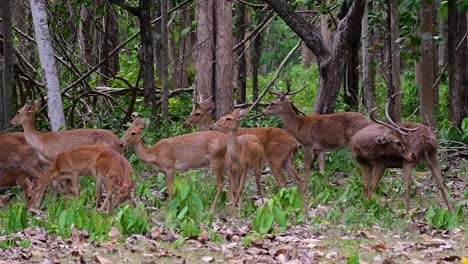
[268,82,306,97]
[370,107,410,136]
[193,89,213,105]
[385,92,418,133]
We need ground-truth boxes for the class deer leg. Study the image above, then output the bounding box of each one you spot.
[425,156,452,212]
[164,168,176,198]
[358,164,372,198]
[367,165,386,199]
[209,162,225,214]
[402,162,413,214]
[267,156,287,188]
[71,173,80,198]
[283,154,303,189]
[254,164,264,202]
[95,175,103,210]
[317,151,326,172]
[303,147,314,177]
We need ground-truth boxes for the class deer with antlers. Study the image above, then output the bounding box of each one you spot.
[350,93,452,214]
[184,93,304,193]
[211,109,265,212]
[262,90,371,175]
[120,117,227,214]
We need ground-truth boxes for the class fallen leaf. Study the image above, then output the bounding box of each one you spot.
[201,256,214,262]
[108,227,121,241]
[95,255,113,264]
[371,243,387,252]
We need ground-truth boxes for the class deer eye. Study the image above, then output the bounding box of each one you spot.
[131,132,136,136]
[396,141,405,148]
[195,113,200,116]
[226,117,232,121]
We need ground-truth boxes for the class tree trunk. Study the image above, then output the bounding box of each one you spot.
[0,1,4,129]
[361,1,376,112]
[251,10,264,110]
[390,0,401,121]
[214,0,234,118]
[175,8,194,88]
[264,0,366,114]
[456,11,467,122]
[100,4,120,83]
[30,0,65,131]
[140,1,156,111]
[78,4,96,67]
[1,0,15,128]
[419,0,436,128]
[195,0,215,101]
[160,0,169,118]
[343,12,361,111]
[447,0,460,126]
[235,2,247,104]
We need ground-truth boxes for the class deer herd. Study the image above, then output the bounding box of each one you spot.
[0,91,452,217]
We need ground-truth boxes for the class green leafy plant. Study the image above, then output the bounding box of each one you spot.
[4,203,28,234]
[425,206,461,230]
[116,202,149,235]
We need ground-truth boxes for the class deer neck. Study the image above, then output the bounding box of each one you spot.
[198,116,212,131]
[278,103,301,136]
[226,128,241,162]
[21,116,45,152]
[133,138,153,163]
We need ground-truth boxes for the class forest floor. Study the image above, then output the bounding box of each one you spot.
[0,155,467,264]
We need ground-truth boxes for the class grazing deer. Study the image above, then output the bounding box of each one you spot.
[184,98,303,192]
[350,95,452,214]
[210,109,265,212]
[25,145,134,213]
[120,118,227,214]
[262,92,371,175]
[10,100,124,165]
[0,168,35,193]
[0,132,47,179]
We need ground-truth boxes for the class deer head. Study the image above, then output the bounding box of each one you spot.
[120,118,146,148]
[210,108,248,132]
[10,100,41,126]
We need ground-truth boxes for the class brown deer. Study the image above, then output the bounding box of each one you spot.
[350,96,452,214]
[10,100,124,165]
[0,168,35,193]
[25,145,134,213]
[120,117,227,214]
[0,132,47,179]
[210,109,265,212]
[262,92,371,175]
[184,98,303,193]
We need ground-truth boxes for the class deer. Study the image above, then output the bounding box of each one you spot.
[210,109,265,212]
[25,145,134,213]
[10,100,124,165]
[10,100,125,203]
[0,132,47,179]
[0,168,36,194]
[262,91,371,175]
[350,94,452,214]
[120,117,227,214]
[184,97,304,193]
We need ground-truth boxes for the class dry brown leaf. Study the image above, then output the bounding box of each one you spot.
[95,255,113,264]
[108,227,121,241]
[371,243,387,252]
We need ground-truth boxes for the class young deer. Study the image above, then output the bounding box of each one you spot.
[262,92,371,175]
[25,145,134,213]
[210,109,265,212]
[184,99,303,192]
[0,168,35,193]
[120,118,227,214]
[10,100,124,165]
[350,96,452,214]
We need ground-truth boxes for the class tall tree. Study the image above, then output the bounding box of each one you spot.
[160,0,169,118]
[361,1,376,112]
[1,0,15,128]
[390,0,401,122]
[110,0,156,112]
[251,10,264,109]
[419,0,435,128]
[235,2,247,104]
[30,0,65,130]
[264,0,366,114]
[100,4,120,82]
[195,0,215,102]
[343,1,361,111]
[214,0,234,118]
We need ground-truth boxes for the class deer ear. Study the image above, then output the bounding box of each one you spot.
[279,92,286,102]
[203,100,215,114]
[233,108,248,120]
[24,177,34,191]
[375,135,389,144]
[33,100,41,111]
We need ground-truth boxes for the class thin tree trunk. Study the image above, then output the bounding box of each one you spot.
[1,0,15,128]
[447,0,460,126]
[235,2,247,104]
[361,1,375,112]
[140,1,156,111]
[175,8,193,88]
[195,0,215,101]
[214,0,234,118]
[161,0,169,118]
[251,11,264,110]
[390,0,401,121]
[457,11,467,121]
[78,4,95,67]
[420,0,436,128]
[343,14,360,111]
[100,4,120,83]
[30,0,65,131]
[0,1,4,129]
